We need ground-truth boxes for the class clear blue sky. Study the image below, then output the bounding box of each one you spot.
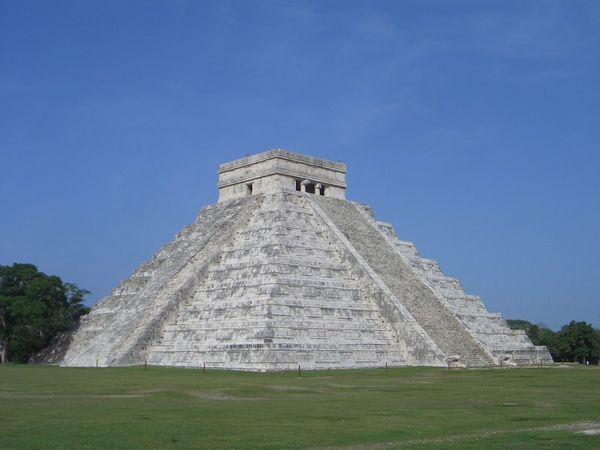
[1,1,599,330]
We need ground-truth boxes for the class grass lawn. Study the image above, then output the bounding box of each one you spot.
[0,364,599,449]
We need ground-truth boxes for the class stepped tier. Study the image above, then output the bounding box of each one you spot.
[374,221,552,365]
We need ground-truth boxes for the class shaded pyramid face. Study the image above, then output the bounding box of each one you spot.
[59,150,552,370]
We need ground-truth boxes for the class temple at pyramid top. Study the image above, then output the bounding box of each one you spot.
[218,149,347,202]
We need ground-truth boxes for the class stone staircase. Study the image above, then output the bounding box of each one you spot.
[376,222,553,365]
[312,196,494,367]
[148,192,405,370]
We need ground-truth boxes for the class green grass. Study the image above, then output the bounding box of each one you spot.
[0,364,599,449]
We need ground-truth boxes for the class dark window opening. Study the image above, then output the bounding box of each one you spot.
[246,183,253,195]
[295,180,302,191]
[319,185,326,196]
[305,183,315,194]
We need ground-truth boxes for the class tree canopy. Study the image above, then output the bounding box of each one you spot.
[507,319,600,364]
[555,321,600,364]
[0,263,90,363]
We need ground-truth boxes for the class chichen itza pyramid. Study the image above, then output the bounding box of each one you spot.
[56,149,552,370]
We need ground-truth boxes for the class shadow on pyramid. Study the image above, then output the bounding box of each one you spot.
[50,150,552,370]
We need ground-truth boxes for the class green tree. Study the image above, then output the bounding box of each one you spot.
[506,319,535,332]
[555,321,600,364]
[536,327,559,360]
[506,319,548,346]
[0,263,90,363]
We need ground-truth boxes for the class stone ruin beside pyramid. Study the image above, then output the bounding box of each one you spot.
[56,149,552,370]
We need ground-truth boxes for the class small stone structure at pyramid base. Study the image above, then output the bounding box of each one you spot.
[53,149,552,371]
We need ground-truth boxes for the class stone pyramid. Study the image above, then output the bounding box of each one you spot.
[59,150,552,370]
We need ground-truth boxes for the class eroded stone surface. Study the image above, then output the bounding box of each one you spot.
[58,149,552,369]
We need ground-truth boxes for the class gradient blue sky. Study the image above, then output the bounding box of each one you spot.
[1,1,599,329]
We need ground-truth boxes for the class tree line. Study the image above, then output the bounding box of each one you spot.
[0,263,89,363]
[506,319,600,365]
